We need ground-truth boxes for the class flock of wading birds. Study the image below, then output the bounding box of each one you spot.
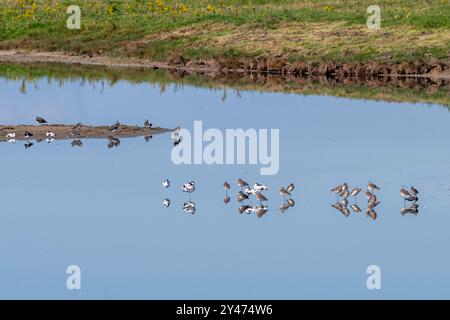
[330,182,420,220]
[160,178,296,218]
[161,179,420,219]
[3,117,176,148]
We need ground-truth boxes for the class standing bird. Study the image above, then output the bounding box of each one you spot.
[400,187,412,200]
[24,131,33,139]
[255,192,268,204]
[287,199,295,207]
[279,187,291,199]
[342,182,349,191]
[410,186,419,197]
[144,135,153,142]
[24,142,33,149]
[367,182,380,192]
[286,183,295,193]
[46,132,55,137]
[144,120,152,129]
[243,186,256,196]
[350,187,361,198]
[256,207,268,218]
[5,132,15,139]
[253,183,268,192]
[162,179,170,188]
[224,181,230,192]
[163,199,171,208]
[181,181,195,194]
[109,121,120,132]
[223,196,231,204]
[366,209,377,220]
[330,184,343,195]
[237,178,249,189]
[364,190,374,200]
[171,127,182,146]
[36,116,47,125]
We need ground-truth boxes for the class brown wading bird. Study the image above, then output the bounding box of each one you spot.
[279,203,291,213]
[279,187,291,198]
[237,178,249,189]
[401,203,419,216]
[365,190,374,200]
[223,181,231,197]
[331,184,343,195]
[223,196,231,204]
[400,187,418,203]
[341,198,349,207]
[256,192,268,204]
[367,182,380,192]
[287,198,295,207]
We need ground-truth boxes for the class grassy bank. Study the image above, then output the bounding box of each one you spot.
[1,0,450,64]
[1,62,449,106]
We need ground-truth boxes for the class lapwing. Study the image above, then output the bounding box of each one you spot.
[36,116,47,125]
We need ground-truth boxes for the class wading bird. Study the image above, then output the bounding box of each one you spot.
[350,187,361,198]
[171,127,181,146]
[5,132,15,139]
[182,181,195,194]
[36,116,47,125]
[182,201,196,214]
[286,183,295,193]
[162,179,170,188]
[367,182,380,192]
[46,132,55,137]
[237,178,249,188]
[256,192,268,204]
[109,121,120,132]
[24,131,33,139]
[237,191,249,203]
[253,183,268,192]
[163,199,171,208]
[144,120,152,129]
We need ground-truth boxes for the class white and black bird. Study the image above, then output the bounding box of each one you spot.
[243,186,257,196]
[162,179,170,188]
[410,186,419,197]
[181,181,195,193]
[24,142,33,149]
[144,135,153,142]
[253,183,268,192]
[46,138,55,143]
[46,132,55,137]
[171,127,181,146]
[144,120,152,128]
[36,116,47,125]
[5,132,15,138]
[7,138,16,144]
[163,199,171,208]
[286,183,295,193]
[24,131,33,139]
[109,121,120,132]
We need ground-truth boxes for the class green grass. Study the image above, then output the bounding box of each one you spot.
[1,0,450,63]
[1,62,449,106]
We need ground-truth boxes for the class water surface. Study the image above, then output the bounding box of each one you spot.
[1,67,450,299]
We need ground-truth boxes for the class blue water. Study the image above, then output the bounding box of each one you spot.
[1,75,450,299]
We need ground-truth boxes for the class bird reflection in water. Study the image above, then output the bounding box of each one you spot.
[229,179,295,218]
[331,181,380,220]
[400,186,419,216]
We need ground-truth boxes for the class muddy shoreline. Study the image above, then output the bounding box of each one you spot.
[1,50,449,81]
[0,124,170,142]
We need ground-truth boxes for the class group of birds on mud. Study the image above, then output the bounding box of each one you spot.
[162,179,196,214]
[330,182,420,219]
[3,117,161,149]
[224,179,296,218]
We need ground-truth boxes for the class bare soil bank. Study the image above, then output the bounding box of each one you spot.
[0,123,170,142]
[1,50,449,80]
